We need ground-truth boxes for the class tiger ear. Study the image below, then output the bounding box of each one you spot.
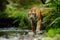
[28,9,32,13]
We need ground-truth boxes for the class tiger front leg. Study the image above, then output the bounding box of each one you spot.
[31,23,36,33]
[36,19,41,34]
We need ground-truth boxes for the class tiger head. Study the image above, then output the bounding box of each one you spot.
[28,10,37,22]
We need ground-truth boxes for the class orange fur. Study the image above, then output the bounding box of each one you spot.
[28,7,42,34]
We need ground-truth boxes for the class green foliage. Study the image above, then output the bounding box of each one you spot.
[0,0,9,12]
[55,28,60,34]
[47,29,56,37]
[0,32,8,36]
[49,17,60,27]
[0,0,60,30]
[41,0,60,31]
[47,28,60,38]
[57,35,60,40]
[7,0,42,7]
[0,12,8,18]
[3,5,31,29]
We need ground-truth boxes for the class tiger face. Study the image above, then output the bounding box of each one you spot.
[28,10,37,22]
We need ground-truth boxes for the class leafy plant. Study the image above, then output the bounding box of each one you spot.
[47,29,56,38]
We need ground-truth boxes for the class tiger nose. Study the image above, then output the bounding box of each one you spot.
[30,17,33,19]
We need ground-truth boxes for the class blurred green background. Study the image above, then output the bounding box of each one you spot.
[0,0,60,38]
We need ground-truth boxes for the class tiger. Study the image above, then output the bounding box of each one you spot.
[28,7,41,34]
[28,7,51,34]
